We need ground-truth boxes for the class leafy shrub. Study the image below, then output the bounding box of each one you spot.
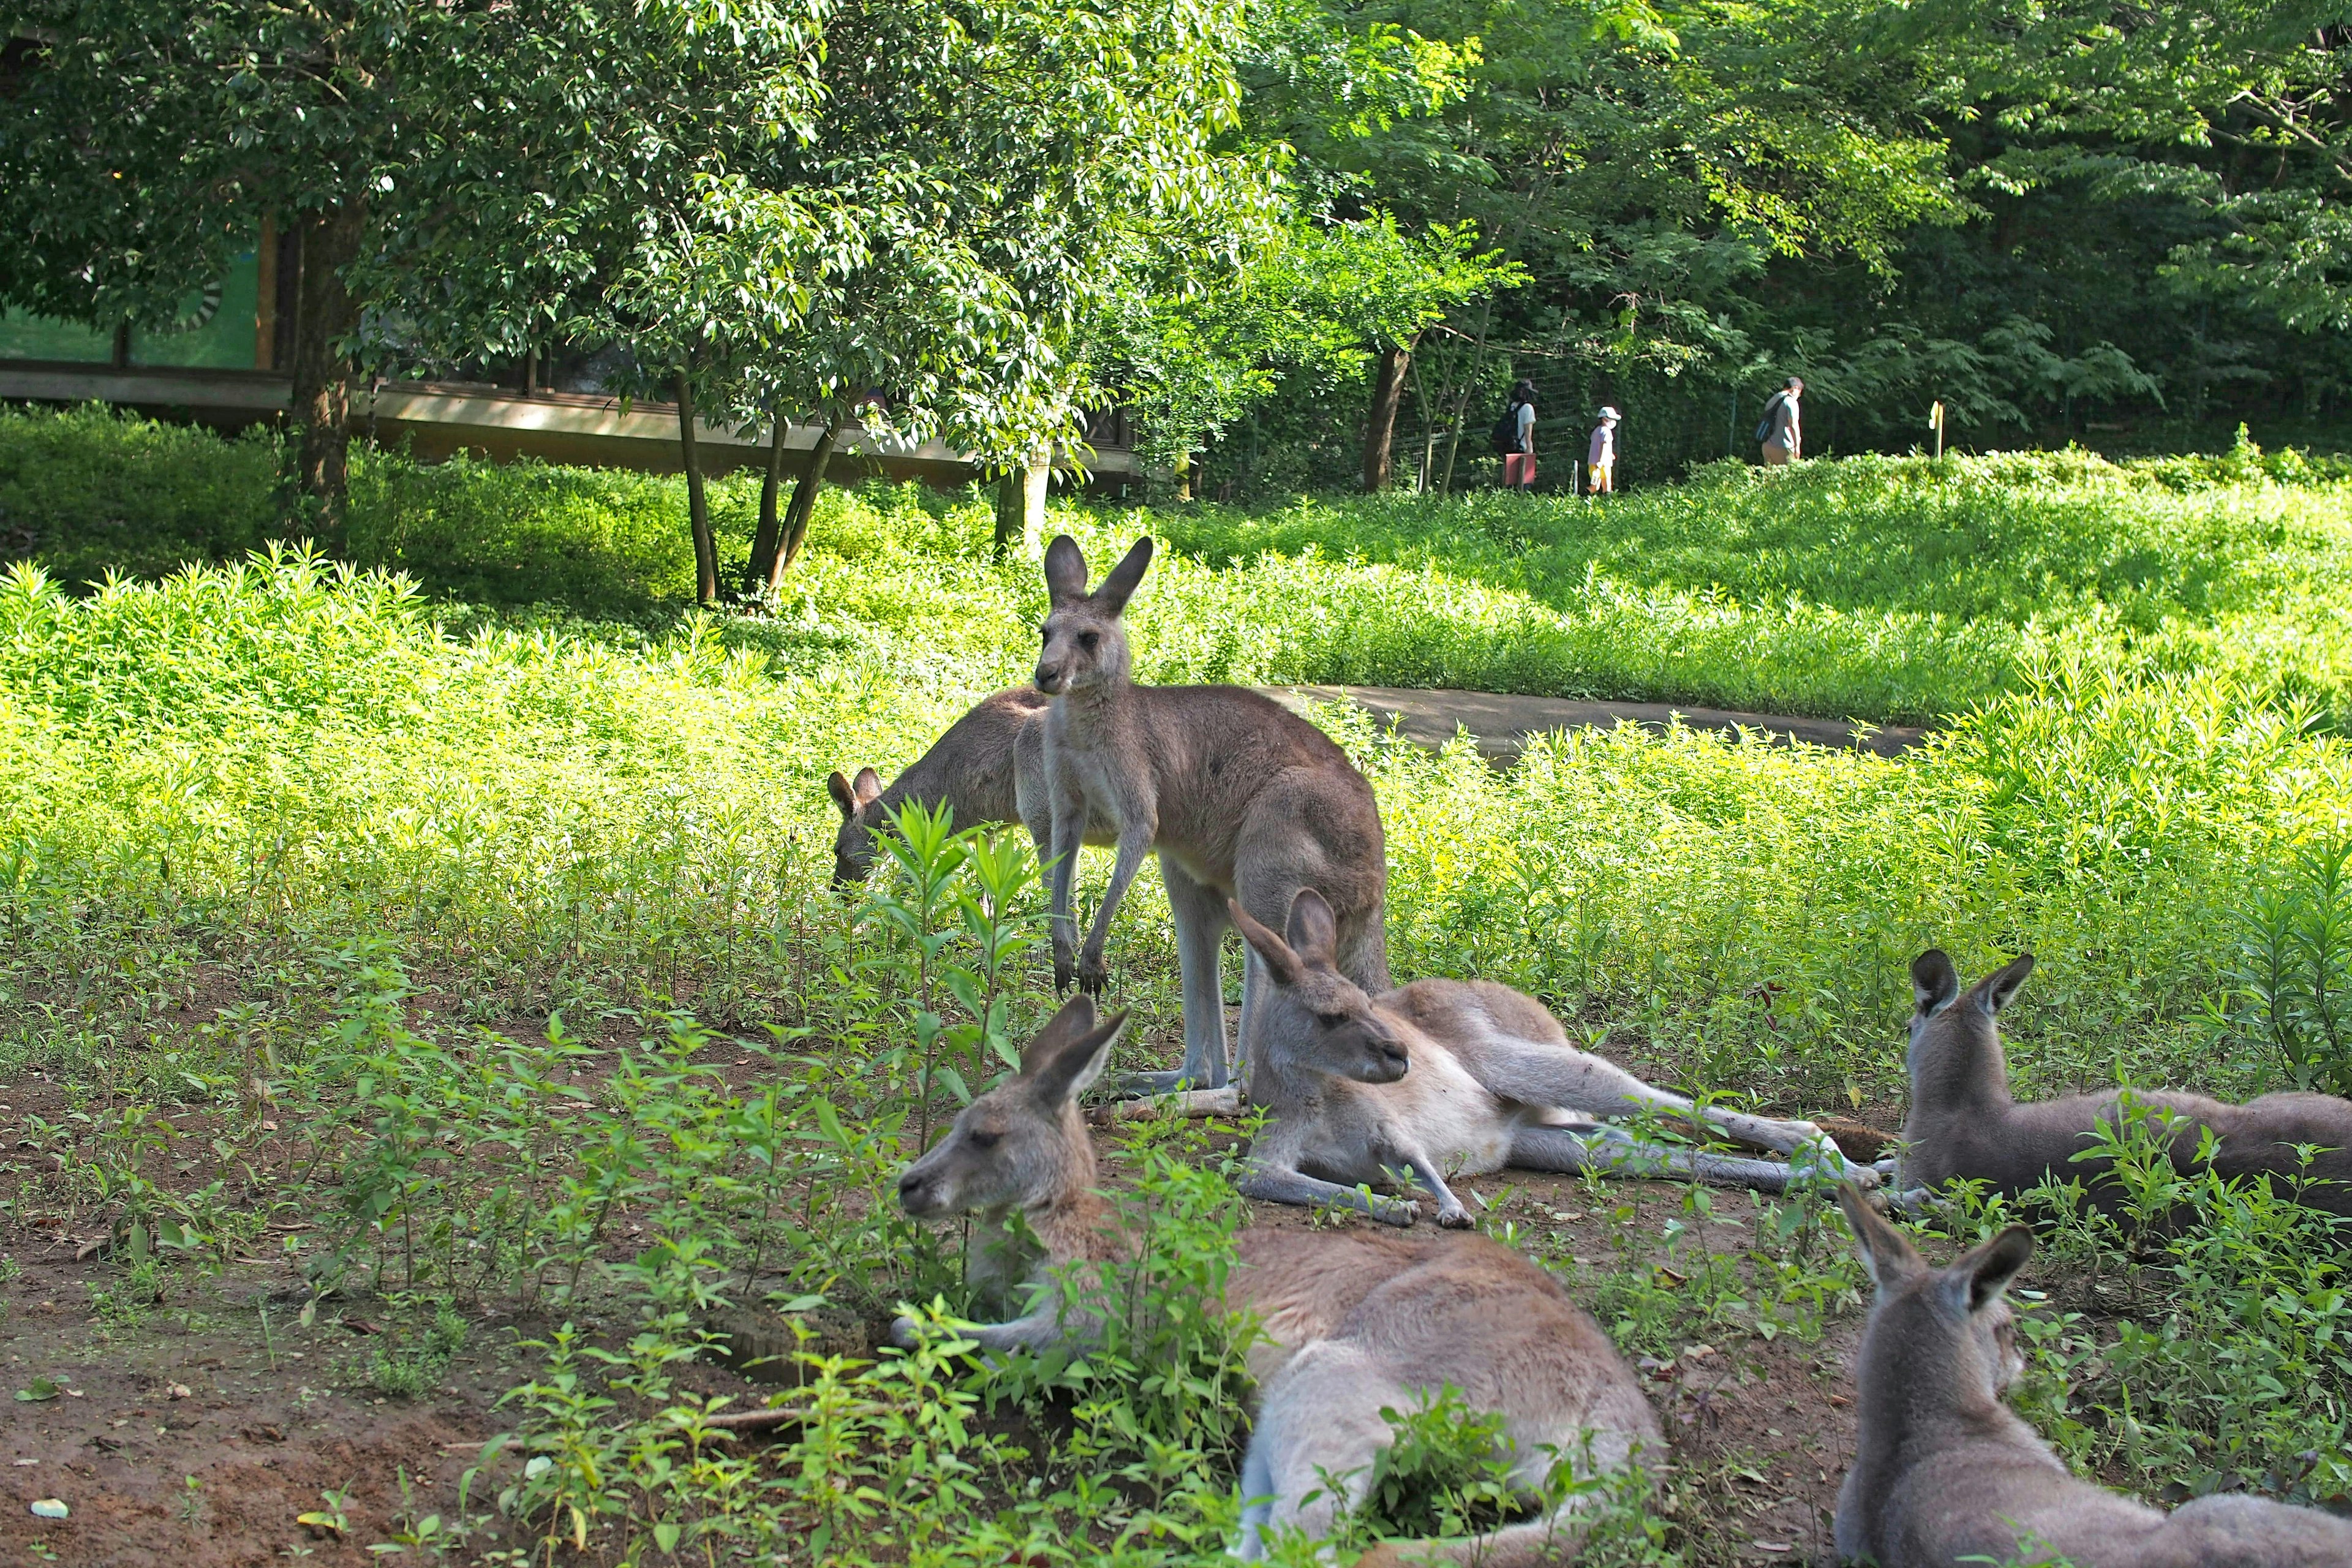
[0,404,282,583]
[2216,836,2352,1096]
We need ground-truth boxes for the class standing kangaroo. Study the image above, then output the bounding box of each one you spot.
[1898,949,2352,1214]
[1833,1183,2352,1566]
[1228,890,1879,1226]
[827,686,1120,886]
[892,996,1664,1564]
[1034,533,1389,1095]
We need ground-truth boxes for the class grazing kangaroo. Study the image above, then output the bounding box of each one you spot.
[1034,533,1389,1096]
[827,686,1126,887]
[827,687,1050,886]
[1227,890,1879,1227]
[1833,1183,2352,1567]
[1898,949,2352,1215]
[892,995,1664,1564]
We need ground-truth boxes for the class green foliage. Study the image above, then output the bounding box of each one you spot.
[2215,836,2352,1097]
[1348,1384,1519,1542]
[0,406,284,586]
[1929,1099,2352,1512]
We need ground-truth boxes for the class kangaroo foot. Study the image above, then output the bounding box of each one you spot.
[1099,1082,1242,1121]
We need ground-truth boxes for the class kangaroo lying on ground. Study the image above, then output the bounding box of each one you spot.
[1898,949,2352,1215]
[1833,1183,2352,1566]
[1220,889,1879,1227]
[892,995,1664,1564]
[1035,534,1389,1098]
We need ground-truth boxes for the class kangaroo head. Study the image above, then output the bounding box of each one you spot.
[826,767,887,886]
[1907,948,2034,1105]
[896,996,1126,1220]
[1034,534,1152,696]
[1837,1183,2033,1409]
[1231,889,1409,1085]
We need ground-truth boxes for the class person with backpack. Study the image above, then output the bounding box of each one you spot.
[1757,375,1803,466]
[1493,379,1538,491]
[1587,406,1620,494]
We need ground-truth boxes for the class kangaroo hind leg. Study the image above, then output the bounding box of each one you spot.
[1236,1341,1409,1561]
[1120,859,1232,1095]
[1510,1124,1802,1194]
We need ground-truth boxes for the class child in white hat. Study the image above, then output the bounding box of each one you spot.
[1587,407,1620,494]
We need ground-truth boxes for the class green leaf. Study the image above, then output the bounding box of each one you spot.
[16,1377,61,1402]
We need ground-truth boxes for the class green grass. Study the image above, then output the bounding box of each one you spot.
[6,409,2352,1561]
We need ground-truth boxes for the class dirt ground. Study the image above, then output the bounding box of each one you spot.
[1,993,1901,1568]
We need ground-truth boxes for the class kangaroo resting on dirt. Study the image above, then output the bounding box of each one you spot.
[827,686,1121,886]
[1221,889,1880,1227]
[1034,533,1389,1097]
[1833,1183,2352,1566]
[1898,949,2352,1215]
[892,995,1665,1564]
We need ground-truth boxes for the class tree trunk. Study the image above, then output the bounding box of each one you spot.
[1361,337,1416,492]
[744,401,792,593]
[993,458,1046,559]
[674,370,719,606]
[289,204,365,543]
[772,410,846,586]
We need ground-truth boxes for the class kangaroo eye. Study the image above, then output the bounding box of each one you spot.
[967,1129,1000,1150]
[1316,1011,1349,1028]
[1079,631,1100,652]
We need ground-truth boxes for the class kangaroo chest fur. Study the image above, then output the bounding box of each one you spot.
[1267,1039,1520,1185]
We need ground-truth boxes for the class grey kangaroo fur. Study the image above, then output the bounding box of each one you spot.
[827,685,1120,886]
[1223,890,1880,1227]
[1898,948,2352,1215]
[1833,1183,2352,1566]
[892,995,1664,1564]
[1034,533,1389,1096]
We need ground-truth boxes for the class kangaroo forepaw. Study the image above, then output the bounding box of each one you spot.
[1373,1197,1420,1227]
[1077,952,1109,996]
[888,1314,920,1349]
[1435,1204,1474,1230]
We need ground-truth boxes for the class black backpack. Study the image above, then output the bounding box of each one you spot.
[1754,392,1782,444]
[1491,401,1523,456]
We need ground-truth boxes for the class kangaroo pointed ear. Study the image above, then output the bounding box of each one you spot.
[1019,995,1097,1077]
[1042,534,1088,606]
[1836,1182,1926,1294]
[1943,1224,2034,1316]
[1912,949,1959,1019]
[853,767,883,805]
[1283,888,1341,969]
[1091,537,1154,616]
[1229,898,1303,987]
[1974,953,2035,1019]
[1028,1005,1129,1106]
[827,771,861,820]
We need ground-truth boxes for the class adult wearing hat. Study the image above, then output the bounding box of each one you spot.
[1587,406,1621,495]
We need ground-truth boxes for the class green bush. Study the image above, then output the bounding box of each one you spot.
[0,403,282,582]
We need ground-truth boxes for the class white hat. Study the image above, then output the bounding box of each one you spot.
[1597,406,1619,420]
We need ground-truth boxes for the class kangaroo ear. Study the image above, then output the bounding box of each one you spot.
[1974,953,2035,1019]
[1836,1182,1926,1294]
[1042,534,1088,606]
[1091,537,1154,616]
[853,767,883,805]
[1943,1224,2034,1316]
[1912,949,1959,1019]
[1020,994,1097,1077]
[1028,1005,1128,1106]
[1283,888,1341,968]
[1229,898,1303,987]
[827,771,861,820]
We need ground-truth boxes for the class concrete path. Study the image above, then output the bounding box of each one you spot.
[1264,684,1929,764]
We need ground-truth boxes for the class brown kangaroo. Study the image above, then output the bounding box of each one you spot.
[827,686,1120,886]
[1834,1183,2352,1566]
[892,996,1664,1564]
[1897,949,2352,1215]
[827,687,1049,886]
[1033,534,1389,1097]
[1224,890,1880,1227]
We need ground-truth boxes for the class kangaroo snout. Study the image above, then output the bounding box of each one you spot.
[1033,660,1065,695]
[896,1164,942,1217]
